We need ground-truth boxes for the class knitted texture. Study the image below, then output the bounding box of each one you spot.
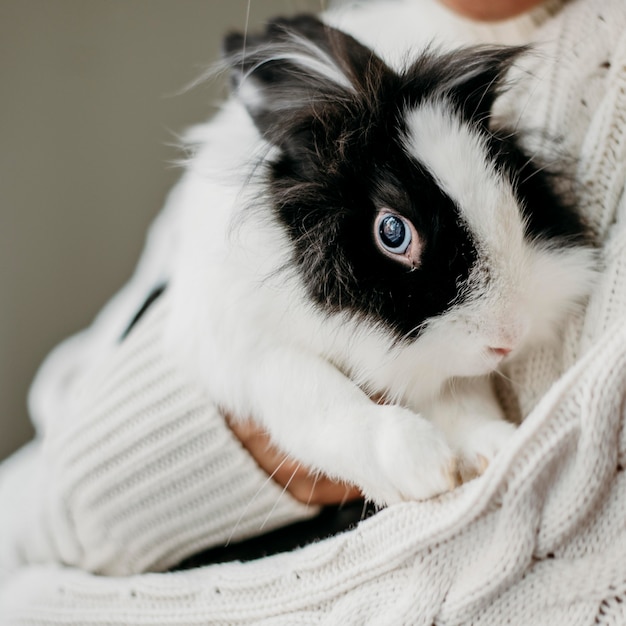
[0,297,317,578]
[2,0,626,623]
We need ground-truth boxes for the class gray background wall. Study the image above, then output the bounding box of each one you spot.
[0,0,323,461]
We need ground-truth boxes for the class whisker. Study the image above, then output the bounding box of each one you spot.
[306,471,321,508]
[361,499,380,521]
[518,159,559,186]
[448,377,460,403]
[338,484,354,508]
[242,0,251,72]
[259,462,302,531]
[225,454,291,546]
[492,366,527,391]
[510,64,546,137]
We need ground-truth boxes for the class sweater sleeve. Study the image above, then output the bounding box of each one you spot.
[0,293,318,577]
[1,203,318,578]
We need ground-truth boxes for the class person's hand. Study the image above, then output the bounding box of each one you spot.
[227,417,362,506]
[439,0,546,21]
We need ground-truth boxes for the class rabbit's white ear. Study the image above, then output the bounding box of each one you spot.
[222,15,383,142]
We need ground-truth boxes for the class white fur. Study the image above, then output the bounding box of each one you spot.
[165,57,596,505]
[404,101,523,251]
[325,0,539,71]
[402,101,597,353]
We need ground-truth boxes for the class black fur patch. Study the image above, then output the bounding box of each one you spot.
[224,15,587,339]
[484,130,588,244]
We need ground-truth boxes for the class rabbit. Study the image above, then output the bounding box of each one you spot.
[164,14,596,505]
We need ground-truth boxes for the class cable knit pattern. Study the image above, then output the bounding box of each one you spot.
[2,0,626,623]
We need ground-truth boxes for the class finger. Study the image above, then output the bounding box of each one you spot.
[227,416,363,505]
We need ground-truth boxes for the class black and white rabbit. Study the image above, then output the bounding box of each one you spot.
[166,15,596,505]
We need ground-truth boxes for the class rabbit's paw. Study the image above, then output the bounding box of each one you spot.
[362,406,459,505]
[455,419,517,482]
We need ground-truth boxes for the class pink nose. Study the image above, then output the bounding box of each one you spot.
[489,346,513,358]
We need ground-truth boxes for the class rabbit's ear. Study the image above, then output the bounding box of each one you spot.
[223,15,384,149]
[422,45,526,125]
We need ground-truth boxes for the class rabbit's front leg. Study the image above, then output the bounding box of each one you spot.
[426,377,517,482]
[244,347,459,505]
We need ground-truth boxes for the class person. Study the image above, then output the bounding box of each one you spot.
[3,0,626,622]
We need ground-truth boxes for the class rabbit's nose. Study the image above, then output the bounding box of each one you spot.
[488,346,513,358]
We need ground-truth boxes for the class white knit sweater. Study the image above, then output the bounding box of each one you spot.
[2,0,626,623]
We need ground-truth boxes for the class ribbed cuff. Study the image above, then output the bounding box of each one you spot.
[17,294,317,576]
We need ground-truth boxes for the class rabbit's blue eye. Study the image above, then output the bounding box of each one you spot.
[377,214,412,254]
[374,211,421,269]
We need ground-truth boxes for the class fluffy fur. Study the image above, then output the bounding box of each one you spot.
[164,15,596,504]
